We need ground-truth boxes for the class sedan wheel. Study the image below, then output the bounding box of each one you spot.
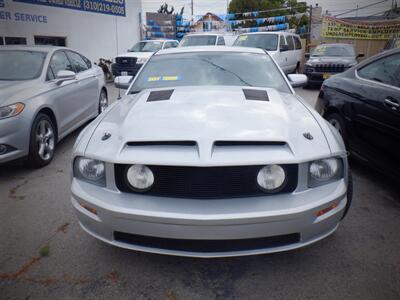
[99,90,108,114]
[326,113,349,149]
[28,114,56,168]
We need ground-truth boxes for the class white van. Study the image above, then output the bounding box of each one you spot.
[233,32,303,74]
[179,33,233,47]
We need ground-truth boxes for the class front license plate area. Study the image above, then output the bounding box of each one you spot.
[323,73,331,79]
[121,71,128,76]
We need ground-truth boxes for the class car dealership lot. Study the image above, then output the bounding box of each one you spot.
[1,86,399,300]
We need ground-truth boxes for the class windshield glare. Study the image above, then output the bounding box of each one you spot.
[130,52,290,93]
[0,50,47,81]
[130,41,163,52]
[180,36,217,47]
[312,45,355,57]
[233,34,278,51]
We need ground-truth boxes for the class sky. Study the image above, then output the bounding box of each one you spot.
[141,0,396,18]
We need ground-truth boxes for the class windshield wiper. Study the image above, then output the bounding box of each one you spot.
[201,58,254,87]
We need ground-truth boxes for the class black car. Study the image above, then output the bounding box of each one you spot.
[304,43,364,86]
[316,48,400,179]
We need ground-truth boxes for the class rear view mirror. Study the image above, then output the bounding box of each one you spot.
[114,75,133,90]
[288,74,308,88]
[280,44,289,52]
[55,70,76,85]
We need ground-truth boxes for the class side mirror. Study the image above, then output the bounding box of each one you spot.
[114,75,133,90]
[280,44,289,52]
[305,53,310,59]
[288,74,308,88]
[55,70,76,85]
[357,53,365,58]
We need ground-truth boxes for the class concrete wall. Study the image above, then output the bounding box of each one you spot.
[0,0,142,61]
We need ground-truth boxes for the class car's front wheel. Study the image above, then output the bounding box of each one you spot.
[27,113,56,168]
[326,113,348,147]
[98,89,108,114]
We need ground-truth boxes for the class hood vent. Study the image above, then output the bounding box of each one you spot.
[147,89,174,102]
[214,141,285,146]
[243,89,269,101]
[127,141,196,146]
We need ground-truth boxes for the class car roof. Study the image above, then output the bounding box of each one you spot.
[0,45,66,53]
[184,33,222,37]
[140,39,177,42]
[239,32,299,37]
[317,43,355,47]
[156,45,266,55]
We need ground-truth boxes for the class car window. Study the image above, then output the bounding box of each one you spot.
[130,41,163,52]
[163,42,178,49]
[49,51,74,77]
[217,37,225,45]
[81,54,92,69]
[293,36,302,50]
[66,51,89,73]
[279,35,287,50]
[0,50,47,80]
[47,67,55,80]
[286,36,295,51]
[180,35,217,47]
[312,44,355,57]
[358,53,400,88]
[233,34,278,51]
[130,52,291,94]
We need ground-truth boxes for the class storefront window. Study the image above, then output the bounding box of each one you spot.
[5,37,27,45]
[34,36,66,47]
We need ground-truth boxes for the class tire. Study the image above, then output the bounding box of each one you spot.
[98,89,108,114]
[326,113,348,147]
[27,113,56,168]
[294,62,300,74]
[341,169,353,220]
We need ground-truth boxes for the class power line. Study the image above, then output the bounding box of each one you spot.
[334,0,390,16]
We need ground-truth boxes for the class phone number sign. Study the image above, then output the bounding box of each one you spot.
[13,0,126,17]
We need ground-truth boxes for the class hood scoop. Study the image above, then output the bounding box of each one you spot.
[147,89,174,102]
[242,89,269,101]
[127,141,196,146]
[214,141,285,146]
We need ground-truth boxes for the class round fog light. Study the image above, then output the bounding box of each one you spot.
[126,164,154,191]
[257,165,286,191]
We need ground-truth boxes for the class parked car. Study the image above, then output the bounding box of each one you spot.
[0,46,108,167]
[178,33,228,47]
[111,39,179,77]
[71,46,351,258]
[304,43,364,86]
[316,48,400,179]
[233,32,303,74]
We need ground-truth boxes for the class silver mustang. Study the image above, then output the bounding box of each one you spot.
[71,46,352,257]
[0,46,108,167]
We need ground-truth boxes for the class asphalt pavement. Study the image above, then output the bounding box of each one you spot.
[0,85,399,300]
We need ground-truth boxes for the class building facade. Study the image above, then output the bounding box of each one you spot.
[0,0,142,61]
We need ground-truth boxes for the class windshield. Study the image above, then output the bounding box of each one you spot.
[180,35,217,47]
[130,52,290,93]
[129,41,163,52]
[233,34,278,51]
[311,45,355,57]
[0,50,47,81]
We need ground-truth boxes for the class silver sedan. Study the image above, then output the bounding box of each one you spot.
[0,46,108,167]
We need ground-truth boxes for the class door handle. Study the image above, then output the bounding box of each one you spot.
[384,98,399,110]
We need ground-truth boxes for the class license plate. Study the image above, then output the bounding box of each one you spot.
[121,71,128,76]
[323,73,331,79]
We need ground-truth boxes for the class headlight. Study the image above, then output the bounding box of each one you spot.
[308,158,343,187]
[257,165,286,192]
[0,103,25,119]
[136,57,147,64]
[73,157,106,186]
[126,164,154,191]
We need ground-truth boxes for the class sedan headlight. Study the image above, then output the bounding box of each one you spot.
[257,165,286,192]
[73,157,106,186]
[126,164,154,191]
[136,57,147,64]
[308,158,343,187]
[0,103,25,119]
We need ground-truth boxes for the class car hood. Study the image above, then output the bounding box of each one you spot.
[117,52,153,59]
[0,79,43,106]
[84,86,332,165]
[306,56,356,66]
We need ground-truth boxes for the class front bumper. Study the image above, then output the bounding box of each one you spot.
[71,176,347,258]
[304,69,346,85]
[0,115,30,164]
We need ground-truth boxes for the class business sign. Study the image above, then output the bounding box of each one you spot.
[0,0,4,7]
[321,16,400,40]
[13,0,126,17]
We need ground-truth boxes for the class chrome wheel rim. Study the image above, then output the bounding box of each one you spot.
[36,120,55,161]
[329,119,342,134]
[99,91,108,113]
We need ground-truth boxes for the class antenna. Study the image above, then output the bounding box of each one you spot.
[115,15,122,100]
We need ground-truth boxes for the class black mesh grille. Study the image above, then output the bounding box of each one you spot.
[114,232,301,253]
[315,64,346,73]
[115,57,137,65]
[114,164,298,199]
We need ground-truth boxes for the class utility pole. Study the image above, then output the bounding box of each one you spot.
[191,0,194,20]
